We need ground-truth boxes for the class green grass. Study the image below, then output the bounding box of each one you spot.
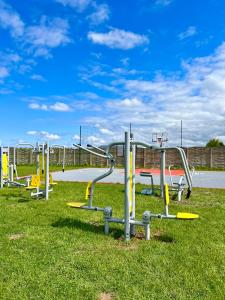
[0,168,225,299]
[15,164,85,177]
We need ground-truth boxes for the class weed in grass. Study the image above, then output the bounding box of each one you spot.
[8,233,26,240]
[99,292,114,300]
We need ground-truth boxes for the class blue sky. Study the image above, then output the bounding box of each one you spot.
[1,0,225,146]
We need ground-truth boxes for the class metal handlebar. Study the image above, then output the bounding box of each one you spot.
[73,144,111,159]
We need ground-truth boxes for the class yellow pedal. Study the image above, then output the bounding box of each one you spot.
[176,212,199,220]
[67,202,86,208]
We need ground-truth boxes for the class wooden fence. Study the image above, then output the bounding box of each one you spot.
[8,146,225,169]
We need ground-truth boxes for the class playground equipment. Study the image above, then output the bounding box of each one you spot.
[0,147,11,188]
[140,171,154,195]
[24,142,57,200]
[68,143,115,210]
[0,146,27,188]
[68,132,199,241]
[1,142,57,200]
[140,132,192,201]
[168,165,195,201]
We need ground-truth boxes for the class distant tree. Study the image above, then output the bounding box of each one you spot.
[206,138,224,147]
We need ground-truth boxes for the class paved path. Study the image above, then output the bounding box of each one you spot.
[53,168,225,189]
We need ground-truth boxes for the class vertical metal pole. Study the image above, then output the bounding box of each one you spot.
[181,120,183,148]
[45,142,49,200]
[63,146,65,172]
[130,136,136,236]
[9,164,14,182]
[36,142,39,176]
[36,142,40,196]
[124,132,131,241]
[145,224,150,241]
[13,147,16,173]
[0,147,3,188]
[160,150,166,198]
[79,125,82,166]
[42,143,45,175]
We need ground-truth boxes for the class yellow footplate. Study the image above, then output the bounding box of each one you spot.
[67,202,86,208]
[176,212,199,220]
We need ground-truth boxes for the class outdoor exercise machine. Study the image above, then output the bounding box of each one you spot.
[68,143,115,210]
[68,132,199,241]
[140,171,154,195]
[140,132,192,201]
[13,142,56,200]
[0,146,28,188]
[168,165,195,201]
[0,147,12,188]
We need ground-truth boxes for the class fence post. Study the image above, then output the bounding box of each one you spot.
[210,148,213,168]
[29,149,33,164]
[73,148,75,165]
[143,148,146,168]
[89,153,92,166]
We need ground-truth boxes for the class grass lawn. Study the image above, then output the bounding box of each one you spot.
[0,167,225,299]
[15,165,83,177]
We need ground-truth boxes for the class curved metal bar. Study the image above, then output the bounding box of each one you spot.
[73,143,109,159]
[106,142,125,155]
[89,157,115,207]
[168,165,174,186]
[16,143,35,150]
[87,144,105,153]
[14,143,36,180]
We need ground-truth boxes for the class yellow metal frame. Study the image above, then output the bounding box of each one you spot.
[85,181,92,200]
[2,153,8,179]
[165,184,170,205]
[26,175,41,190]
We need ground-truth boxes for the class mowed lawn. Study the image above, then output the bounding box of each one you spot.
[0,168,225,299]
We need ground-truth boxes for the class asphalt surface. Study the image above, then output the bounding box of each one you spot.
[53,168,225,189]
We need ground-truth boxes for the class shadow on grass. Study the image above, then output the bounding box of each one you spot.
[52,217,124,238]
[3,192,31,203]
[153,231,175,243]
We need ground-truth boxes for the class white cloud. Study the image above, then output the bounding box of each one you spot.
[25,17,71,57]
[28,101,72,112]
[0,66,9,78]
[56,0,91,11]
[178,26,197,40]
[29,103,48,111]
[0,0,24,37]
[86,135,105,145]
[49,102,71,112]
[73,134,80,141]
[27,130,61,140]
[88,28,149,50]
[107,97,144,110]
[83,42,225,146]
[0,2,71,59]
[99,128,114,135]
[30,74,46,81]
[87,3,110,25]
